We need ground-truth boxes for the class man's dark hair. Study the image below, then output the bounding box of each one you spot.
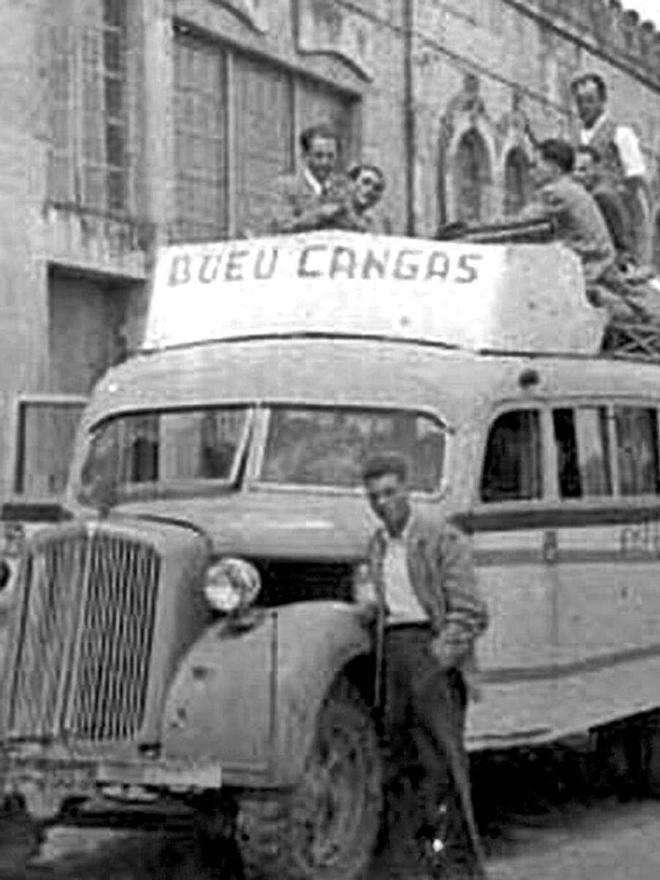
[348,163,386,191]
[299,124,339,155]
[571,72,607,101]
[576,144,602,164]
[362,451,408,484]
[537,138,575,174]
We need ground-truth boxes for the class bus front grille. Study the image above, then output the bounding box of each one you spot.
[6,528,160,742]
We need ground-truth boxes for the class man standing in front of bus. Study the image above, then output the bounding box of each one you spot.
[357,452,489,878]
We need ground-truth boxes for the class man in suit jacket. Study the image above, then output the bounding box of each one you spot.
[267,124,349,233]
[356,452,489,878]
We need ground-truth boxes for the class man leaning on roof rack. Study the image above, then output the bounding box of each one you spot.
[263,123,389,235]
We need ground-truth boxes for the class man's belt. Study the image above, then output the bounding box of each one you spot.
[386,621,432,634]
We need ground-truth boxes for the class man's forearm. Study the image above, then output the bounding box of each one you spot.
[431,526,489,669]
[271,203,344,233]
[432,599,489,669]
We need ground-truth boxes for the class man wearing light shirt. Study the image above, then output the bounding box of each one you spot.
[357,452,488,878]
[571,72,651,264]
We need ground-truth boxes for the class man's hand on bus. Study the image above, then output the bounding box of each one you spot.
[429,635,468,671]
[355,600,380,628]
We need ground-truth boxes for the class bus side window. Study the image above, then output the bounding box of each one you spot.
[480,410,542,502]
[552,407,611,499]
[614,406,660,496]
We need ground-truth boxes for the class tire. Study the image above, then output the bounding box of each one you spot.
[596,715,660,800]
[0,798,44,878]
[237,678,383,880]
[642,713,660,797]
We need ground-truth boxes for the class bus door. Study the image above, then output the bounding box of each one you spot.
[468,405,560,745]
[549,401,660,727]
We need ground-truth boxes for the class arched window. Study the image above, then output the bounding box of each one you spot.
[504,147,531,216]
[453,129,491,223]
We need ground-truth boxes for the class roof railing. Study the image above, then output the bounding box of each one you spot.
[437,219,660,365]
[600,322,660,362]
[436,217,555,245]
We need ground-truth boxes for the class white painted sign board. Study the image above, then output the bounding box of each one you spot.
[142,231,606,355]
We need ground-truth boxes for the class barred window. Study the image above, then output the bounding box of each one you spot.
[172,27,358,242]
[172,36,230,242]
[233,56,293,237]
[48,1,133,215]
[14,397,87,496]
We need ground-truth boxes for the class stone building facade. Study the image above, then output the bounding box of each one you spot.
[2,0,660,497]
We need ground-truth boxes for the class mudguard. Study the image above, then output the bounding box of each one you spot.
[161,600,373,788]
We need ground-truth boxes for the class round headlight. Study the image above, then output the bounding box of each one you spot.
[204,557,261,614]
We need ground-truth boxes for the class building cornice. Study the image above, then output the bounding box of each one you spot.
[502,0,660,93]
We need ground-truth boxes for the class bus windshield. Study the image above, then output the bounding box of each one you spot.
[78,406,252,503]
[77,403,446,503]
[258,406,445,492]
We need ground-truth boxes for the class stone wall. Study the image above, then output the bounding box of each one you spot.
[408,0,660,234]
[1,0,660,495]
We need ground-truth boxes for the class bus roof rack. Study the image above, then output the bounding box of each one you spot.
[436,217,555,245]
[601,321,660,362]
[438,223,660,366]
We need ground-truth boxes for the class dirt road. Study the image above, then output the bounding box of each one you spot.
[2,746,659,879]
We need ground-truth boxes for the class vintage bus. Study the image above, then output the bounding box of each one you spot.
[0,231,659,879]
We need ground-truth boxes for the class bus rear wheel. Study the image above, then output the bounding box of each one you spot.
[0,797,44,874]
[642,712,660,797]
[237,678,383,880]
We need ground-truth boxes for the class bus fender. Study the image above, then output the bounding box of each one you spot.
[161,601,374,788]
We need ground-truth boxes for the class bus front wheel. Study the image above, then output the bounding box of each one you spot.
[237,677,383,880]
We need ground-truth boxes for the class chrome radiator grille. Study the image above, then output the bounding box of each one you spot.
[6,528,160,742]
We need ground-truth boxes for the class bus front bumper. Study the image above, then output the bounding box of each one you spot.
[1,745,223,819]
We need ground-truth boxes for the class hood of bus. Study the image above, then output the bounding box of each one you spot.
[91,489,392,562]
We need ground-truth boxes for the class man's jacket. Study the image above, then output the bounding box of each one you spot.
[265,169,348,233]
[521,174,616,284]
[363,512,488,675]
[592,183,633,257]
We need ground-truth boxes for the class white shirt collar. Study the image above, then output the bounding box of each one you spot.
[303,165,323,196]
[580,111,610,143]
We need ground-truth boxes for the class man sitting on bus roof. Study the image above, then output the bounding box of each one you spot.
[517,138,649,322]
[573,144,633,268]
[519,138,616,286]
